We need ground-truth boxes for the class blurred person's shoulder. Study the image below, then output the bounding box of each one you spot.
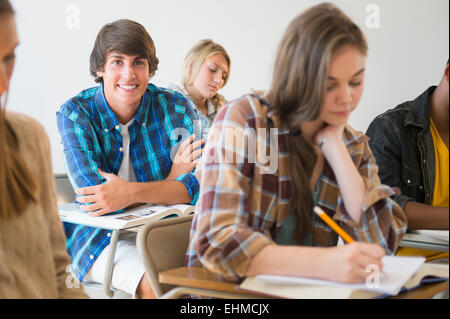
[6,111,49,153]
[6,111,47,138]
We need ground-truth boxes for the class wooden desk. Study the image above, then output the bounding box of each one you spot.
[159,267,449,299]
[159,267,249,296]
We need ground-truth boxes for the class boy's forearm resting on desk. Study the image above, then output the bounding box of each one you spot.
[75,171,191,215]
[403,201,449,230]
[128,179,191,205]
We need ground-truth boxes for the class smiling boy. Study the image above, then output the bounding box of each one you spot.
[56,19,202,298]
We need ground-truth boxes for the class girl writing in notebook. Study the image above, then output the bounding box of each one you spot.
[186,2,407,283]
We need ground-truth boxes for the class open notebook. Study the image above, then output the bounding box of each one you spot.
[58,203,195,230]
[239,256,449,299]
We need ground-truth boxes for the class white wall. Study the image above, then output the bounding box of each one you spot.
[7,0,449,174]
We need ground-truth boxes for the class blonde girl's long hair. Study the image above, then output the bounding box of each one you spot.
[266,2,368,243]
[182,39,231,111]
[0,1,39,219]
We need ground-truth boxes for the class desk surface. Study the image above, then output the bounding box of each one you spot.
[159,267,448,299]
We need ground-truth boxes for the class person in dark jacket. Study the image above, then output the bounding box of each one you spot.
[366,60,448,232]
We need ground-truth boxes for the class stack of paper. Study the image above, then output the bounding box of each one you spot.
[412,230,449,244]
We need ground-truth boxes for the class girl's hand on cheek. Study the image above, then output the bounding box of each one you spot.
[314,124,345,148]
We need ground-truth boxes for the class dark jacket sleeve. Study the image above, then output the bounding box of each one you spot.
[366,115,414,208]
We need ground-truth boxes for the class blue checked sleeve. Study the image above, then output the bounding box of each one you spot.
[56,104,105,191]
[175,173,199,205]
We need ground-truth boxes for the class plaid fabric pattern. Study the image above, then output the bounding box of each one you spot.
[57,83,200,280]
[186,94,407,281]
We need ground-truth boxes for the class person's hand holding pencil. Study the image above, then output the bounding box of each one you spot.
[313,206,387,283]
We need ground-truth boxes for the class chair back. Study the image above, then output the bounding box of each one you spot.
[137,215,194,297]
[54,173,76,205]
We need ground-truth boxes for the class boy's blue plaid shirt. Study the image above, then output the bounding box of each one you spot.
[56,83,201,281]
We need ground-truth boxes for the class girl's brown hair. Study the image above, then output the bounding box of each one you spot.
[266,2,368,243]
[0,0,12,13]
[0,0,39,219]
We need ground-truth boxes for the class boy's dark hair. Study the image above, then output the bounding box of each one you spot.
[89,19,159,83]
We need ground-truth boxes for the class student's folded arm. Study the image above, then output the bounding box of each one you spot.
[192,104,274,281]
[334,139,408,255]
[56,105,105,192]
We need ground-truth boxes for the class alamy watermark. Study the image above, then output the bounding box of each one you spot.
[365,4,381,29]
[65,4,80,29]
[365,263,382,289]
[65,264,81,289]
[171,120,279,174]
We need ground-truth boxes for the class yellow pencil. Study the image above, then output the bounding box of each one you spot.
[314,206,388,277]
[313,206,355,244]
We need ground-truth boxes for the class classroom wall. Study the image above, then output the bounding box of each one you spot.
[7,0,449,174]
